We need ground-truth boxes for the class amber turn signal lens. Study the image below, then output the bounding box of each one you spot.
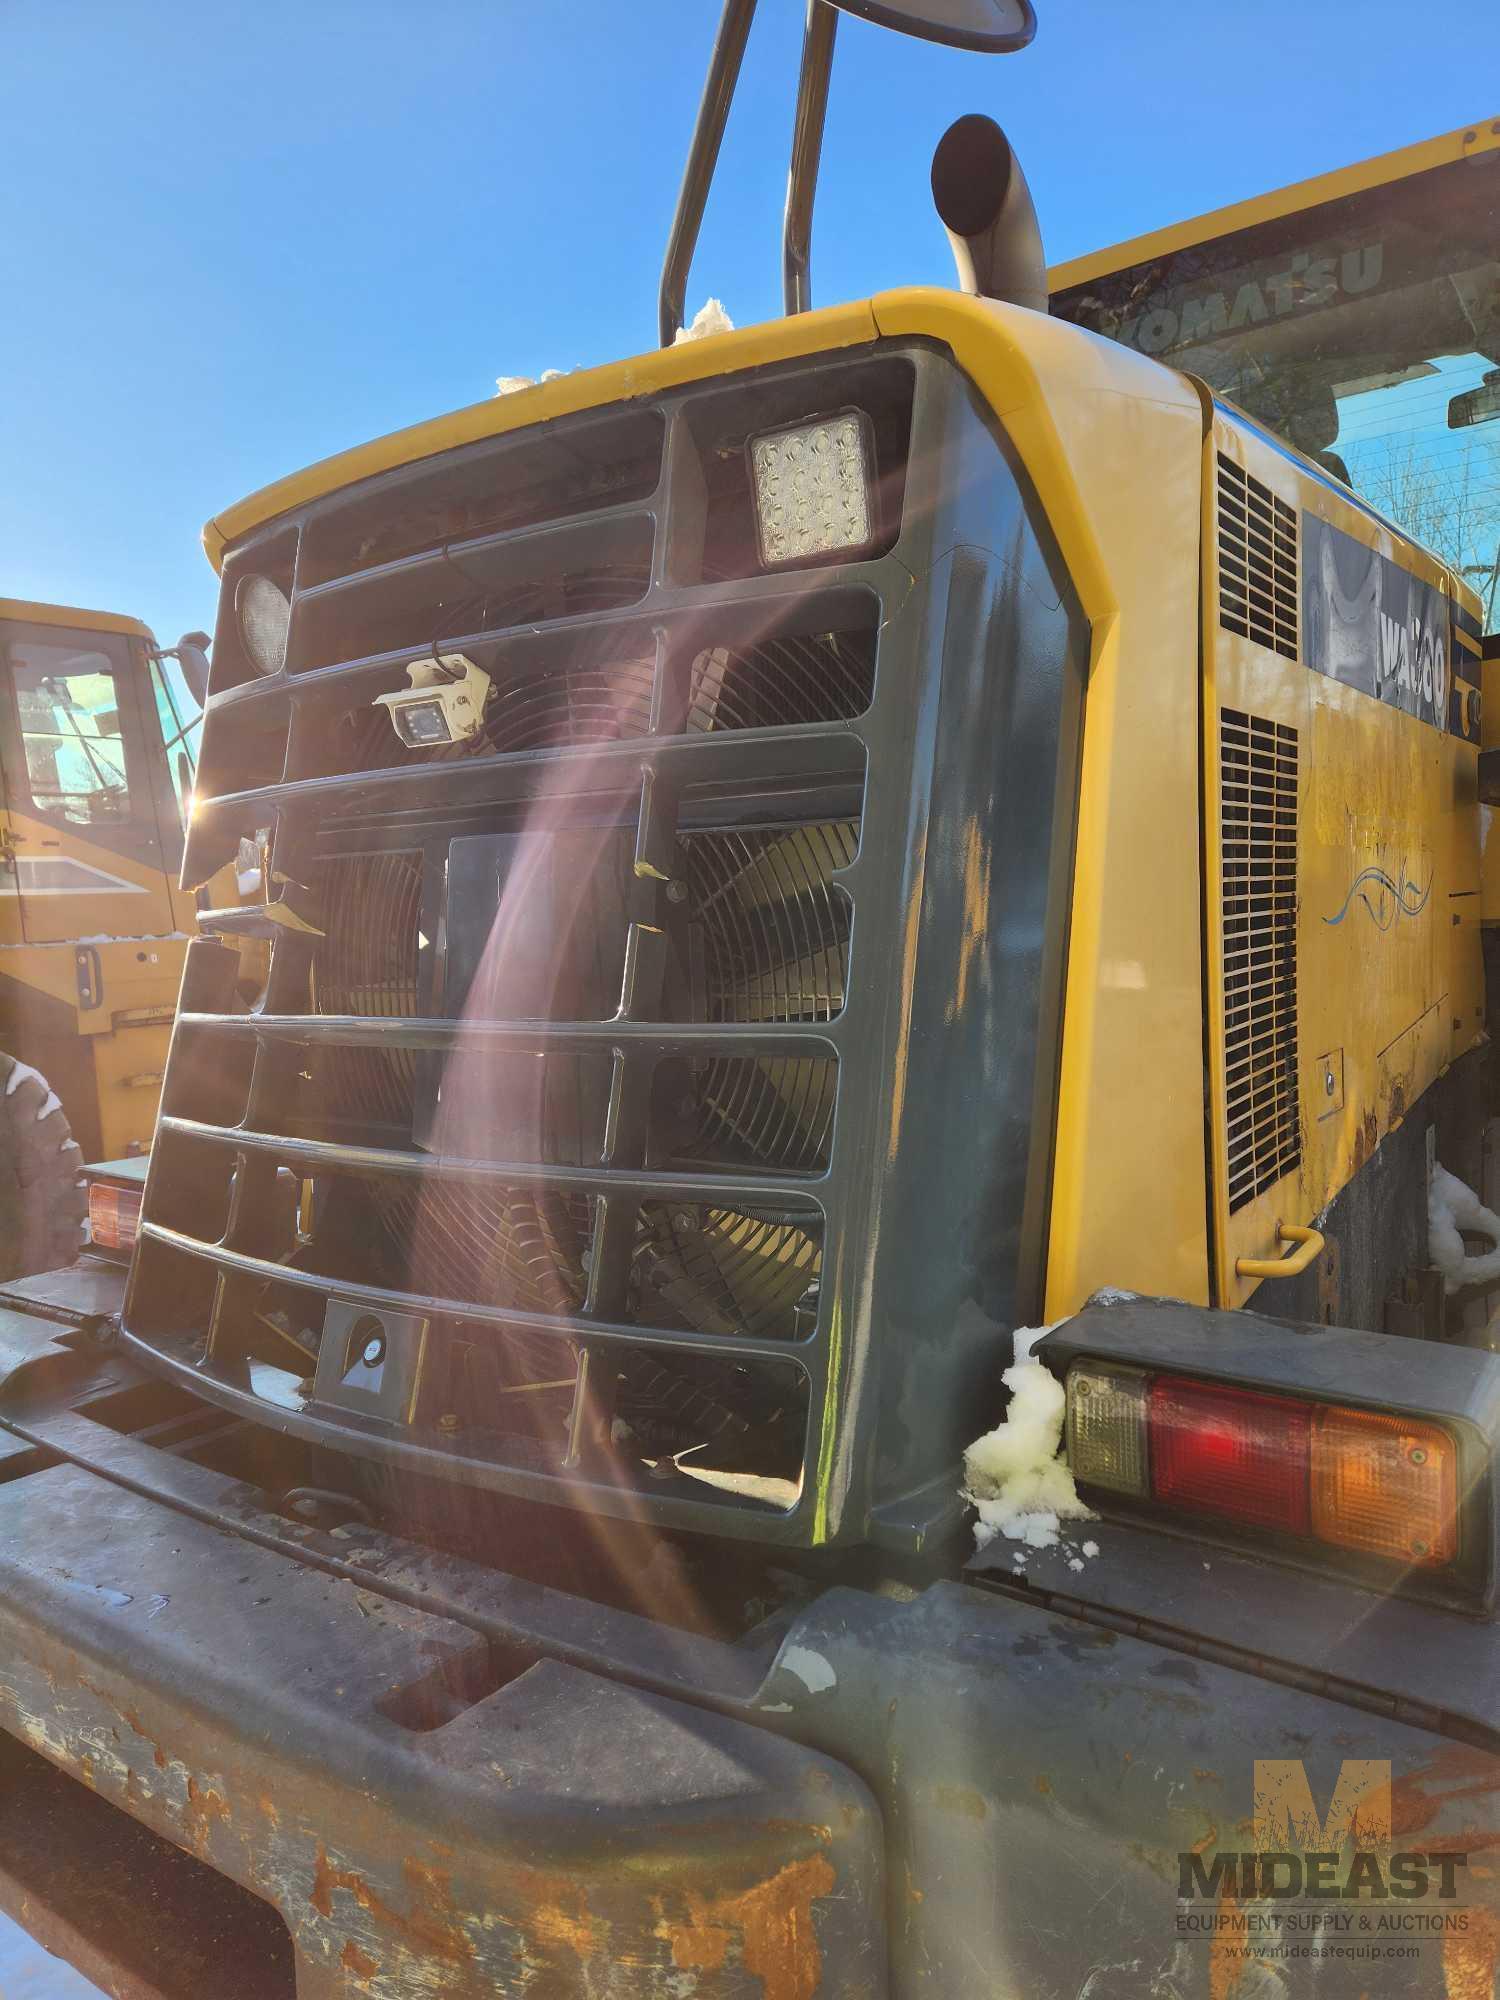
[88,1182,142,1254]
[1311,1406,1458,1567]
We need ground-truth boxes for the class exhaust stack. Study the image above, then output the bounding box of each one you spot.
[931,113,1047,313]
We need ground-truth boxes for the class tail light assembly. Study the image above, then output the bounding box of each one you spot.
[88,1180,143,1257]
[1066,1359,1472,1586]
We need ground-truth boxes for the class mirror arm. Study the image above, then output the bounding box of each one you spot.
[783,0,838,317]
[659,0,758,348]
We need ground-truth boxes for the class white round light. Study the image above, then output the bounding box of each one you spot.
[236,573,291,676]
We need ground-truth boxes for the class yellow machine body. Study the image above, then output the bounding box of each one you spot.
[194,122,1495,1328]
[0,597,203,1160]
[195,310,1481,1333]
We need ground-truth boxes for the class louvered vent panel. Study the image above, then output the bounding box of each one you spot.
[1218,456,1298,659]
[1221,709,1300,1214]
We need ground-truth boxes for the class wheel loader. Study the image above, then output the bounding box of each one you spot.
[0,7,1497,1996]
[0,599,212,1278]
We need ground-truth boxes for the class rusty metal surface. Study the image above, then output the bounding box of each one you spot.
[1,1289,1498,1994]
[0,1461,885,1998]
[0,1729,293,2000]
[752,1581,1500,1998]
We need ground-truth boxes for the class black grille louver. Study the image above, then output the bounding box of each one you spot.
[338,621,875,776]
[1217,455,1298,660]
[307,829,843,1350]
[1220,708,1301,1214]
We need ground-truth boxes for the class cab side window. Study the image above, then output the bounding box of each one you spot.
[150,656,203,827]
[12,642,131,827]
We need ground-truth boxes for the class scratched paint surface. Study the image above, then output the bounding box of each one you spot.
[0,1913,103,1998]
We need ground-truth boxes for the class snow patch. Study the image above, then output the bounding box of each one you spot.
[673,298,735,344]
[494,366,567,398]
[2,1059,61,1121]
[1428,1162,1500,1294]
[962,1326,1097,1552]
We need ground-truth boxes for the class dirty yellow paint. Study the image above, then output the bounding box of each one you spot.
[1206,411,1486,1303]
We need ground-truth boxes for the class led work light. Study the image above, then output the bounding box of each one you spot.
[748,411,875,566]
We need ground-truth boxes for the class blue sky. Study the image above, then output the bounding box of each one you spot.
[2,0,1491,650]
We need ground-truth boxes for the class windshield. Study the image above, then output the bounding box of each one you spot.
[1052,149,1500,629]
[10,640,131,825]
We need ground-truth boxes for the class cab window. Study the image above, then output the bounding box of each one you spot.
[12,641,131,826]
[150,654,203,823]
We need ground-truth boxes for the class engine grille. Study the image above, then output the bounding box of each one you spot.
[1219,707,1301,1212]
[1217,454,1298,661]
[127,350,922,1536]
[125,341,1086,1551]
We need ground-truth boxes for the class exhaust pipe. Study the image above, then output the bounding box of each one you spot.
[930,112,1047,313]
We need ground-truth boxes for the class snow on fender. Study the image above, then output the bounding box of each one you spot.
[961,1323,1098,1560]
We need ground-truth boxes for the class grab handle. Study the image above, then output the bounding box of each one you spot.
[1236,1223,1325,1281]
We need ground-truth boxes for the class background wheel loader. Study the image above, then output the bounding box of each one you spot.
[0,598,211,1278]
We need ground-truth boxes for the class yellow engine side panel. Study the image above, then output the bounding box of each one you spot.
[868,291,1215,1315]
[1205,414,1484,1307]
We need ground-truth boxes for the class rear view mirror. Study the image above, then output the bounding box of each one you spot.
[827,0,1034,50]
[1449,370,1500,429]
[172,632,212,706]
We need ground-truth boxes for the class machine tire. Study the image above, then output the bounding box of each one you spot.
[0,1054,88,1282]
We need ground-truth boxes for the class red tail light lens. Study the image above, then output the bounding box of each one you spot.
[88,1182,142,1254]
[1148,1376,1312,1535]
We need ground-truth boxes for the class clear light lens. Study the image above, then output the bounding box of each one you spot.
[236,574,291,676]
[1066,1361,1149,1496]
[88,1181,141,1253]
[393,697,453,747]
[1312,1405,1458,1567]
[749,412,873,566]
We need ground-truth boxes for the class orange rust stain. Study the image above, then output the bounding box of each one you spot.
[259,1794,280,1827]
[487,1865,605,1970]
[1208,1887,1272,2000]
[78,1757,96,1792]
[152,1748,167,1770]
[186,1778,230,1825]
[340,1939,379,1981]
[525,1898,598,1960]
[1443,1905,1499,2000]
[1392,1747,1500,1852]
[1034,1774,1052,1796]
[311,1846,473,1965]
[660,1853,837,1999]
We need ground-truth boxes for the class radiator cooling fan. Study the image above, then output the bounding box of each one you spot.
[311,624,865,1475]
